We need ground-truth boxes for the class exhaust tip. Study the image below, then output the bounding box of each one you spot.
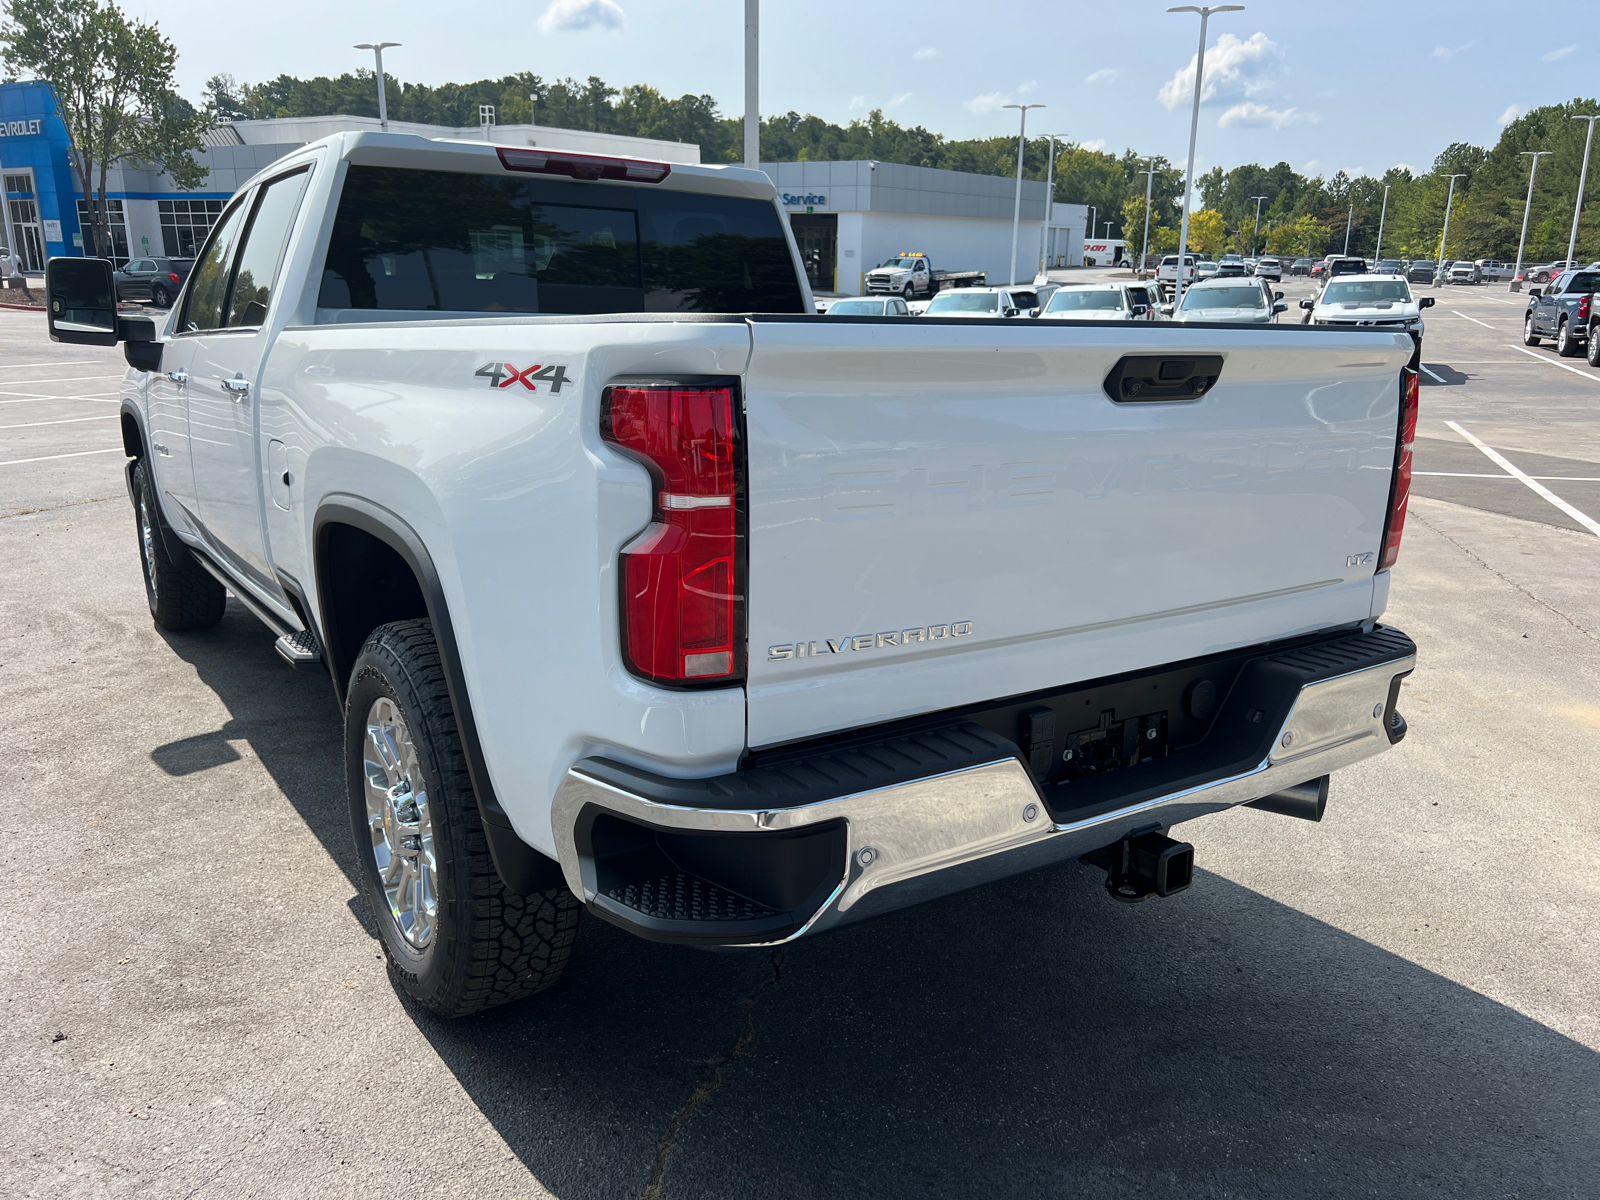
[1247,775,1329,822]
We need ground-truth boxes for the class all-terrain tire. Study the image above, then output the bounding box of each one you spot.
[1523,313,1541,346]
[131,458,225,631]
[346,619,579,1017]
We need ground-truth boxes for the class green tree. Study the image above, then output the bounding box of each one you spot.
[1186,209,1228,255]
[2,0,211,257]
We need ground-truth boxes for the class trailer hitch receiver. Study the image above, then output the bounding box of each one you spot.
[1082,830,1194,903]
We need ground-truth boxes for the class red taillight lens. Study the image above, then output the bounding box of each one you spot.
[603,385,741,683]
[1380,370,1419,570]
[497,146,671,184]
[1580,294,1592,321]
[167,271,180,285]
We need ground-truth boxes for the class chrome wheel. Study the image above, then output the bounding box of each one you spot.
[137,492,157,598]
[363,697,437,948]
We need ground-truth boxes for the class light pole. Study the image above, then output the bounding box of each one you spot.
[1003,103,1046,285]
[1373,184,1391,263]
[1037,133,1060,277]
[1342,202,1354,255]
[1088,204,1097,253]
[1138,160,1157,276]
[744,0,760,169]
[1566,113,1598,267]
[1437,173,1467,279]
[1168,5,1245,309]
[1513,150,1552,290]
[1249,194,1268,256]
[354,42,401,132]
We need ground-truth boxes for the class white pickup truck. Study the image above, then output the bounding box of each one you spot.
[49,132,1419,1018]
[863,252,985,299]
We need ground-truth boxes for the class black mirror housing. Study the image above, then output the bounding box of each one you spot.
[1003,307,1018,317]
[46,257,117,345]
[1299,298,1314,309]
[1528,288,1542,298]
[1419,296,1435,309]
[1274,290,1284,300]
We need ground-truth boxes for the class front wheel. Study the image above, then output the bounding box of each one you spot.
[1557,318,1580,357]
[1524,313,1541,346]
[131,458,225,631]
[347,620,579,1017]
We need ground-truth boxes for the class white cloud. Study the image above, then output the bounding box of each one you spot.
[964,92,1011,114]
[1016,80,1039,94]
[913,47,940,60]
[1159,32,1280,109]
[1543,44,1576,62]
[1217,102,1315,129]
[1432,43,1470,59]
[1392,163,1417,176]
[1498,103,1523,126]
[848,95,869,110]
[1084,68,1119,85]
[1301,159,1320,175]
[888,92,913,107]
[1076,138,1106,153]
[537,0,625,34]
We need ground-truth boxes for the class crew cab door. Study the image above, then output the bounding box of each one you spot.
[174,167,312,597]
[740,319,1413,747]
[1533,275,1565,333]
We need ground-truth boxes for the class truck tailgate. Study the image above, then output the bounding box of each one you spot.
[741,319,1413,749]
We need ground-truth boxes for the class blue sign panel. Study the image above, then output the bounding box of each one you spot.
[0,81,81,259]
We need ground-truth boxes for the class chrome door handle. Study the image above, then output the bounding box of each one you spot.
[166,369,188,384]
[221,375,250,400]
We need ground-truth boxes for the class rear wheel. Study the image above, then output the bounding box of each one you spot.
[131,458,225,631]
[1557,317,1580,356]
[1523,313,1541,346]
[150,284,171,308]
[347,620,580,1017]
[1588,328,1600,368]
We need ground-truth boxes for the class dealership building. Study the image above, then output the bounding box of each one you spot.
[4,79,1087,291]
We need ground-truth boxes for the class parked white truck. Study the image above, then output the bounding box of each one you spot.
[49,132,1419,1018]
[863,252,985,298]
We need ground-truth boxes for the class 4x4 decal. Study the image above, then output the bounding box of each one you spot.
[474,362,573,394]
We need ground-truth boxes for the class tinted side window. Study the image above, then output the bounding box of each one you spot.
[636,189,805,313]
[227,167,311,327]
[181,198,250,333]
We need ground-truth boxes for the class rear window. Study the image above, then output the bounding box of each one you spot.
[1047,289,1124,312]
[318,165,805,315]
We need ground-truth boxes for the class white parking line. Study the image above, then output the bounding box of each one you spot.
[1511,344,1600,382]
[1452,311,1495,329]
[1415,471,1600,481]
[0,415,118,429]
[1476,294,1518,305]
[0,394,119,405]
[1445,420,1600,539]
[0,447,124,467]
[0,373,124,387]
[0,359,110,369]
[1419,364,1448,383]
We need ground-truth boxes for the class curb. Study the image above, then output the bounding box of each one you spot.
[0,300,43,311]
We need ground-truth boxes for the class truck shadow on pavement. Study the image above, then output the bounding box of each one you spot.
[160,603,1600,1200]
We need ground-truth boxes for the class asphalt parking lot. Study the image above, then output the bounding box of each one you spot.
[5,291,1599,1198]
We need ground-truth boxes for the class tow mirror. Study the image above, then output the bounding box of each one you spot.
[46,257,118,346]
[1418,296,1435,309]
[1273,302,1288,314]
[1132,304,1148,316]
[1003,306,1018,317]
[1299,298,1314,310]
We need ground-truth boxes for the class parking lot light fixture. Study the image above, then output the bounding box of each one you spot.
[1002,103,1045,285]
[1566,114,1598,269]
[1374,184,1391,264]
[1343,202,1354,255]
[353,42,401,132]
[1437,173,1467,275]
[1138,160,1157,277]
[1249,195,1268,256]
[1168,5,1245,309]
[1514,150,1552,289]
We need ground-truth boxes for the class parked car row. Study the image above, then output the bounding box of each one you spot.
[1522,265,1600,363]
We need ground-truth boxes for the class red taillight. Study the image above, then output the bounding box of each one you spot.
[1580,294,1592,321]
[497,146,671,184]
[603,385,741,683]
[168,271,180,285]
[1380,369,1419,570]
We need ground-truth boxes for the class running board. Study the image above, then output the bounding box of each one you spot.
[274,629,322,666]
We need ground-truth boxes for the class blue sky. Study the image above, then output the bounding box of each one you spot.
[143,0,1593,179]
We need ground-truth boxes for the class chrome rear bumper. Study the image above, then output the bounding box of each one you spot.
[551,630,1415,945]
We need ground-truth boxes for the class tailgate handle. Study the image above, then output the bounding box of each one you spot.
[1103,355,1224,403]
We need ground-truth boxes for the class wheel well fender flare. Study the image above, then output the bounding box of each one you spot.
[313,496,563,894]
